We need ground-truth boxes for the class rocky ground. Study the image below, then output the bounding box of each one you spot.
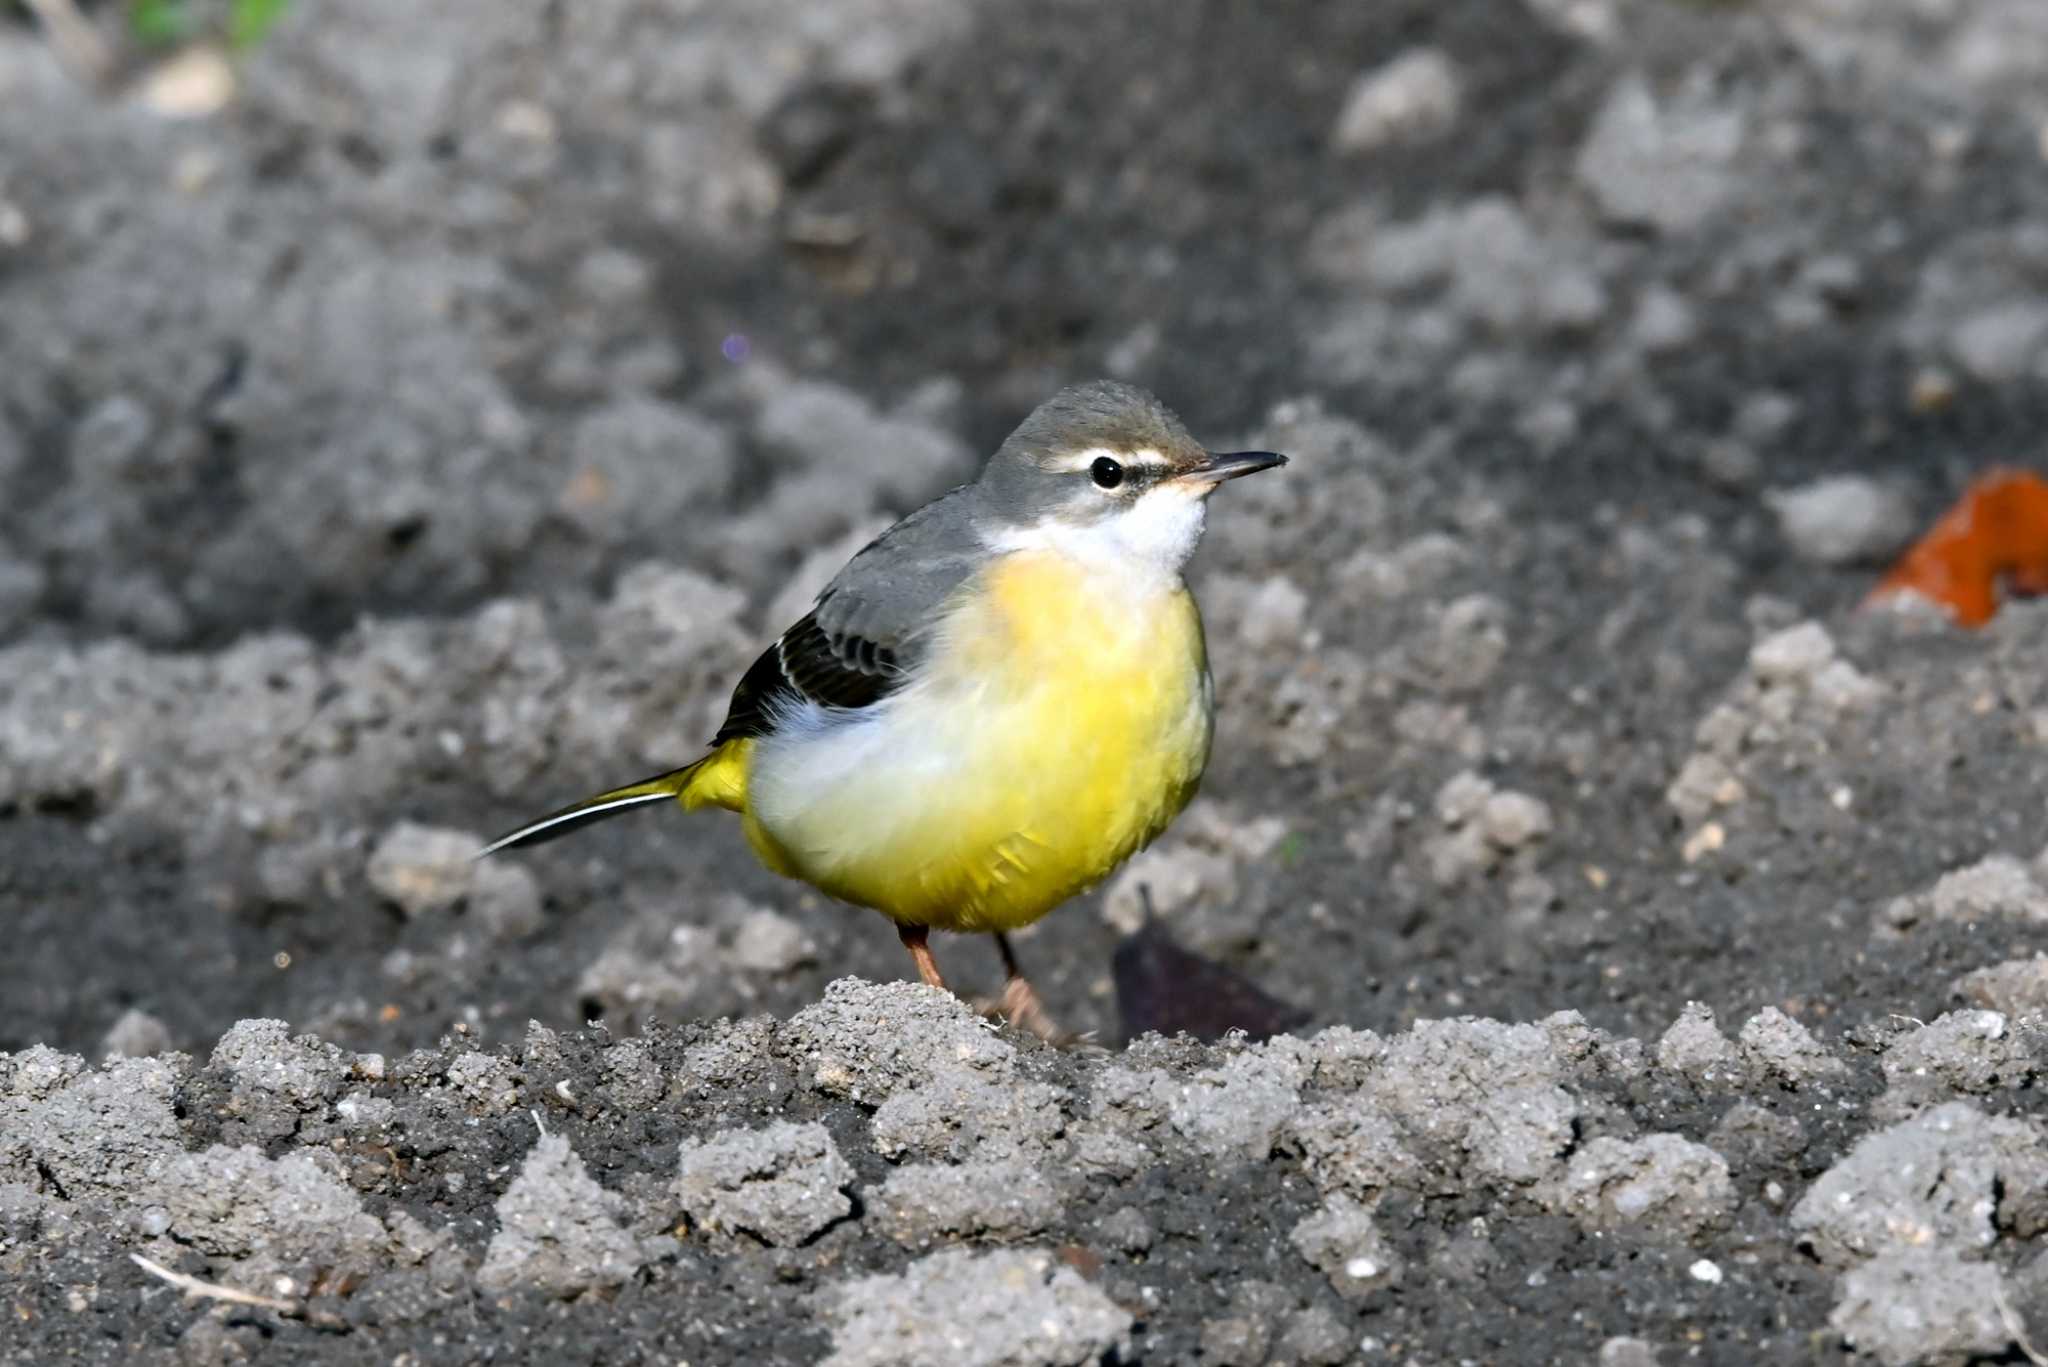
[7,0,2048,1362]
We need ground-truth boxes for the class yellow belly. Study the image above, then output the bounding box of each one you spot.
[738,551,1214,932]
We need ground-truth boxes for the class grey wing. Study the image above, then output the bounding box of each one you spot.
[711,486,987,744]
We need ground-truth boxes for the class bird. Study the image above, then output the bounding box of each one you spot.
[480,380,1287,1039]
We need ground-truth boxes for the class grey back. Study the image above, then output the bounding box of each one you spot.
[810,483,992,665]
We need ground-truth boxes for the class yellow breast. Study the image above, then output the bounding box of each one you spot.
[742,550,1214,932]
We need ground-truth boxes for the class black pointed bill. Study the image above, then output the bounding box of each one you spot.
[1176,450,1289,485]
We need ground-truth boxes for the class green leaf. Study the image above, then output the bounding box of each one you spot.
[128,0,191,46]
[229,0,288,50]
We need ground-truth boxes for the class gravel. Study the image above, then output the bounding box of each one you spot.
[152,1145,388,1289]
[0,981,2031,1362]
[1540,1133,1737,1239]
[870,1159,1066,1246]
[1767,475,1918,567]
[1573,72,1746,234]
[1329,48,1464,155]
[1287,1193,1404,1299]
[675,1120,855,1247]
[814,1247,1132,1367]
[477,1132,647,1295]
[1828,1248,2012,1367]
[1790,1101,2048,1266]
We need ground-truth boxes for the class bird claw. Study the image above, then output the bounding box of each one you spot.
[972,977,1087,1047]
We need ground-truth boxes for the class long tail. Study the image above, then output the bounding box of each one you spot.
[476,742,748,858]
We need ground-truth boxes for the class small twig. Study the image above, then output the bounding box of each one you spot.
[1996,1283,2048,1367]
[129,1252,298,1315]
[131,1251,350,1331]
[18,0,118,89]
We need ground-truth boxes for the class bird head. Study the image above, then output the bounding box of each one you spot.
[974,380,1287,576]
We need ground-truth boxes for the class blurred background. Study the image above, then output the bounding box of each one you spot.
[4,0,2048,1058]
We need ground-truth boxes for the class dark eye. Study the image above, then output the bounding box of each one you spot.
[1090,456,1124,489]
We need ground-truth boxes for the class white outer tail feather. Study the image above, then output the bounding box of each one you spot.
[473,788,676,859]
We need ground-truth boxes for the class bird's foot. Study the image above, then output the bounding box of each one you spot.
[973,977,1093,1048]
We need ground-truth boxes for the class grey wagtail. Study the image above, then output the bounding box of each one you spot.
[481,380,1287,1038]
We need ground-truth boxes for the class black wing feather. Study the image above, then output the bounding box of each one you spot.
[711,611,905,744]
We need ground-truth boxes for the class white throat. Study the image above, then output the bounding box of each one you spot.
[986,484,1208,591]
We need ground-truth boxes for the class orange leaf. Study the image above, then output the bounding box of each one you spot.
[1868,468,2048,627]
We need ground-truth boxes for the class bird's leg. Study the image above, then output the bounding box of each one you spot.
[897,923,948,991]
[989,932,1066,1043]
